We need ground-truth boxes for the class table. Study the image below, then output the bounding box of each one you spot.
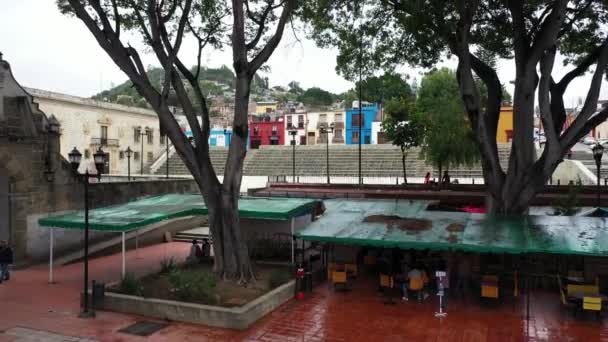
[569,292,608,301]
[567,277,586,284]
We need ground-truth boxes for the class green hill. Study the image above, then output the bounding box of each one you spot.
[93,65,268,108]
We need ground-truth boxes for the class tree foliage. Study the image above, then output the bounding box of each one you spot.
[306,0,608,214]
[416,68,479,178]
[58,0,296,282]
[297,87,335,107]
[381,117,424,183]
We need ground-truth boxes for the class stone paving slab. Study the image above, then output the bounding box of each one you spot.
[2,327,97,342]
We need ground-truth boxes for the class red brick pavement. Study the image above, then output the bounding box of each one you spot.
[1,243,608,341]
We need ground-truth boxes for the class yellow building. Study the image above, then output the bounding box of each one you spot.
[255,101,277,114]
[496,106,514,143]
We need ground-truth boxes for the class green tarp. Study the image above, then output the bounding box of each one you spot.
[295,199,608,257]
[38,194,318,232]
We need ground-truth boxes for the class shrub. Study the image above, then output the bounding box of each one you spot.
[119,272,144,296]
[268,269,291,289]
[160,257,178,274]
[168,269,218,304]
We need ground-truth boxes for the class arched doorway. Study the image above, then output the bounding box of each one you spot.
[0,167,9,242]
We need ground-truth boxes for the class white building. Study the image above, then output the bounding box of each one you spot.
[26,88,167,175]
[284,111,308,145]
[306,111,345,145]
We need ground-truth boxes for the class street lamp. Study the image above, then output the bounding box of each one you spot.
[592,143,604,207]
[289,129,297,182]
[139,129,149,175]
[68,146,105,318]
[320,123,335,184]
[124,147,133,182]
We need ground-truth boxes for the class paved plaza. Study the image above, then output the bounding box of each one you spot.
[1,243,607,341]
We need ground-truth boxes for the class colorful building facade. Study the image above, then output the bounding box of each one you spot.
[496,106,514,143]
[345,103,378,145]
[249,116,285,148]
[255,101,278,115]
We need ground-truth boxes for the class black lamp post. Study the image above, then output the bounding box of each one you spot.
[68,146,105,318]
[289,129,297,182]
[139,130,148,175]
[124,147,133,182]
[592,143,604,207]
[320,123,335,184]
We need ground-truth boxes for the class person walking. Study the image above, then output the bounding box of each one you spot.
[0,240,13,282]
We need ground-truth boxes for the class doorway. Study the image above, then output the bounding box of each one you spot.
[0,169,9,242]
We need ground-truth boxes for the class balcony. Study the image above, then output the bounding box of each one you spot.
[91,137,119,147]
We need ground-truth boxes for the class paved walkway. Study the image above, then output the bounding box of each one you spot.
[2,244,608,341]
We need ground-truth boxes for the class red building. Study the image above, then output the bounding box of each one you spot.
[249,115,285,148]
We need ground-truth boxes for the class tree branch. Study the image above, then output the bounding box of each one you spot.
[248,0,295,75]
[560,42,608,149]
[527,0,568,68]
[538,46,560,149]
[110,0,120,38]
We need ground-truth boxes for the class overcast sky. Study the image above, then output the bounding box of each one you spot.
[1,0,606,108]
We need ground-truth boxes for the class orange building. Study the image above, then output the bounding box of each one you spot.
[496,106,514,143]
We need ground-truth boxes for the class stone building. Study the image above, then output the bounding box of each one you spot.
[0,53,199,262]
[306,111,345,145]
[26,87,168,175]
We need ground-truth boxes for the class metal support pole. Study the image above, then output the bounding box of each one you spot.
[49,228,54,284]
[166,140,169,179]
[80,172,92,317]
[358,26,363,186]
[127,156,131,182]
[291,218,295,265]
[135,229,139,258]
[292,138,296,183]
[597,161,601,207]
[326,132,330,184]
[121,232,126,279]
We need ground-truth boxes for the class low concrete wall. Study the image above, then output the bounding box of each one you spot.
[99,280,295,330]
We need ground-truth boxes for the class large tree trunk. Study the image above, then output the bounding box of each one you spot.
[207,73,254,283]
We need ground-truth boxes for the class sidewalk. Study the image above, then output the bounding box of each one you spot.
[1,243,607,341]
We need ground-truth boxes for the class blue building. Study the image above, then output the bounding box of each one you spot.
[345,102,379,145]
[185,128,233,147]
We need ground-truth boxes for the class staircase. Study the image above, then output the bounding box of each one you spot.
[154,144,515,179]
[571,150,608,179]
[173,227,210,243]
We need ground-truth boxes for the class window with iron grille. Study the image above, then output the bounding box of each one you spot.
[134,127,141,142]
[134,151,140,160]
[147,152,154,162]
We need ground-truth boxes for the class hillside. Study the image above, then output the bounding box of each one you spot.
[93,65,268,108]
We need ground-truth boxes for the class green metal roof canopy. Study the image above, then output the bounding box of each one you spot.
[295,199,608,257]
[38,194,318,232]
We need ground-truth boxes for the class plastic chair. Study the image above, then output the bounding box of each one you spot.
[345,263,358,278]
[332,270,348,291]
[481,275,499,299]
[380,274,395,304]
[409,277,424,302]
[583,296,602,320]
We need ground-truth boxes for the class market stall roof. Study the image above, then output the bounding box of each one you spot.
[38,194,318,232]
[295,199,608,257]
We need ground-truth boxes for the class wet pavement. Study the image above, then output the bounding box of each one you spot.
[1,243,608,341]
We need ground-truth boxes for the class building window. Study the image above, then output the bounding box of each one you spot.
[298,115,304,128]
[100,126,108,140]
[286,116,293,128]
[335,113,343,122]
[147,152,154,162]
[352,131,360,143]
[272,125,277,135]
[119,151,125,159]
[146,128,153,144]
[134,127,141,142]
[253,126,259,135]
[134,152,140,161]
[320,114,327,123]
[352,114,363,127]
[160,133,166,145]
[335,129,342,137]
[84,149,91,159]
